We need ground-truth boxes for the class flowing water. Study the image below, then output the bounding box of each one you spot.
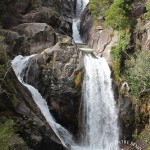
[72,54,119,150]
[72,0,89,43]
[11,55,73,148]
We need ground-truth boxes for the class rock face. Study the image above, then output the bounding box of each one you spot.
[0,52,65,150]
[137,22,150,51]
[118,95,136,140]
[80,6,118,66]
[23,39,81,136]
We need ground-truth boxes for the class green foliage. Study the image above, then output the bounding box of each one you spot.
[133,124,150,146]
[125,50,150,98]
[89,0,113,19]
[105,0,133,30]
[0,119,15,150]
[145,0,150,20]
[111,30,130,80]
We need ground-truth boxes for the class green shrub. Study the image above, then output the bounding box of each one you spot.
[111,30,130,80]
[89,0,113,19]
[145,0,150,20]
[105,0,133,30]
[125,50,150,98]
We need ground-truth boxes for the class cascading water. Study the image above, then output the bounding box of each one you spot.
[11,55,74,148]
[72,0,89,44]
[72,54,119,150]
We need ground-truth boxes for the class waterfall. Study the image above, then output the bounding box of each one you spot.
[72,1,119,149]
[11,55,74,148]
[72,0,89,43]
[72,54,119,150]
[72,19,83,44]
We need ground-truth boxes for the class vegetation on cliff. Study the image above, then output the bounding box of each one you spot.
[145,0,150,19]
[125,50,150,98]
[89,0,113,19]
[105,0,133,30]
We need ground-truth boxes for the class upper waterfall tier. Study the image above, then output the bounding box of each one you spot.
[72,0,89,44]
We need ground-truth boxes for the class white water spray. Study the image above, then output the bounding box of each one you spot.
[11,55,74,148]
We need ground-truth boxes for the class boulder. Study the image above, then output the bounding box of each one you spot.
[22,39,81,137]
[22,7,61,28]
[3,23,57,55]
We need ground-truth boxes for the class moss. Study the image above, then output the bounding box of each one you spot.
[74,71,82,88]
[0,119,15,150]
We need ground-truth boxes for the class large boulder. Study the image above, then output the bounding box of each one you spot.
[22,39,81,136]
[2,23,57,56]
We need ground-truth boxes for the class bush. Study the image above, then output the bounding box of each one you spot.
[145,0,150,20]
[125,50,150,98]
[111,30,130,80]
[105,0,133,30]
[89,0,113,19]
